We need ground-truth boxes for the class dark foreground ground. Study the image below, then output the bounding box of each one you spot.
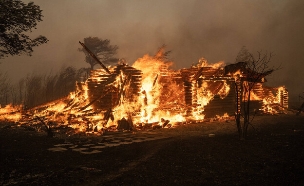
[1,114,304,186]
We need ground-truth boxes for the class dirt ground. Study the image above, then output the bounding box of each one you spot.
[1,113,304,186]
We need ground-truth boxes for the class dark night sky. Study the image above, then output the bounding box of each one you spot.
[1,0,304,101]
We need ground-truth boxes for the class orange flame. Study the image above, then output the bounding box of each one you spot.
[0,104,22,122]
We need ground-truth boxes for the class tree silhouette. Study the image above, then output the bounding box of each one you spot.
[233,47,276,140]
[79,37,118,70]
[0,0,48,59]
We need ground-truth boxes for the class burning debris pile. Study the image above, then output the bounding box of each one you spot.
[0,48,288,136]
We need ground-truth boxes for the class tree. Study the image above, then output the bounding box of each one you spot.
[24,73,43,108]
[0,72,11,105]
[79,37,118,70]
[20,66,85,108]
[0,0,48,59]
[233,47,276,140]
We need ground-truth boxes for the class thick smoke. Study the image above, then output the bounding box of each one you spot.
[1,0,304,101]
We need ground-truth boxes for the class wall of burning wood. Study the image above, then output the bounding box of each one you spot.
[87,65,142,111]
[85,64,288,120]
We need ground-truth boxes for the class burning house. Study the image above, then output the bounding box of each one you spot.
[0,45,288,134]
[80,53,288,128]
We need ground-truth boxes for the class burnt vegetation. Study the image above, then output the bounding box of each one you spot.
[0,66,86,108]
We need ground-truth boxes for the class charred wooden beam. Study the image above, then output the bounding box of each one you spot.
[193,67,204,80]
[153,74,158,87]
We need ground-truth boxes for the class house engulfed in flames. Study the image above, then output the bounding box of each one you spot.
[83,56,288,125]
[0,51,288,134]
